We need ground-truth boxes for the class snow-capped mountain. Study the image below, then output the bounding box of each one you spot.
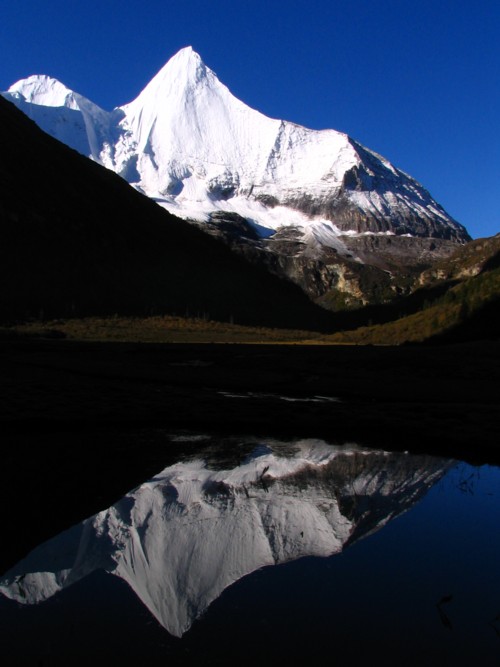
[3,47,468,245]
[6,74,116,162]
[0,440,450,637]
[3,47,471,307]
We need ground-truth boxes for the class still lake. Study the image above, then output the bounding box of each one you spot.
[1,435,499,665]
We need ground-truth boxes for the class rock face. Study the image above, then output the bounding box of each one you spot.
[3,47,471,307]
[278,138,466,240]
[418,234,500,285]
[197,211,462,307]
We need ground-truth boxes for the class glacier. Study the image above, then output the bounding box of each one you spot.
[2,47,469,248]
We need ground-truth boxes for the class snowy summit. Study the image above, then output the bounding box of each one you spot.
[2,47,468,246]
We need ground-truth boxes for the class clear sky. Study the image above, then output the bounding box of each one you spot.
[1,0,498,238]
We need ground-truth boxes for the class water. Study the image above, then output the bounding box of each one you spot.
[1,436,499,665]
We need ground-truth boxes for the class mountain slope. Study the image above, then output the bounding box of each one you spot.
[0,95,332,329]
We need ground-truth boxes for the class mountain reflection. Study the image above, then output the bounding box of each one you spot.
[0,439,451,637]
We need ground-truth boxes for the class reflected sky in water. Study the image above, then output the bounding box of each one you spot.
[1,437,499,665]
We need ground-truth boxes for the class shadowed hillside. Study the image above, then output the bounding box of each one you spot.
[0,96,332,331]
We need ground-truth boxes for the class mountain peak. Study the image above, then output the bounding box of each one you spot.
[8,74,79,109]
[2,48,470,248]
[147,46,208,89]
[156,45,205,75]
[120,46,214,116]
[170,45,202,64]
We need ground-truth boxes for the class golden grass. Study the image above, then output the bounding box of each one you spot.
[4,267,498,346]
[5,315,322,344]
[315,267,500,345]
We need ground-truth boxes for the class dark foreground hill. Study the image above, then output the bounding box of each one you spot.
[0,96,332,330]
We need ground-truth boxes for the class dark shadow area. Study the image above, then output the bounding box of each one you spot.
[481,249,500,273]
[0,96,331,332]
[426,296,500,344]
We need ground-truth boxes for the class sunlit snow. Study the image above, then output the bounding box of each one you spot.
[2,46,463,244]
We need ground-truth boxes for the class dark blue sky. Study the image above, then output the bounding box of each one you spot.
[1,0,498,238]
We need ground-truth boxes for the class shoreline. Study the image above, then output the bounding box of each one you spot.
[2,338,498,461]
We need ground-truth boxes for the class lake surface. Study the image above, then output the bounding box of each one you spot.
[1,436,499,665]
